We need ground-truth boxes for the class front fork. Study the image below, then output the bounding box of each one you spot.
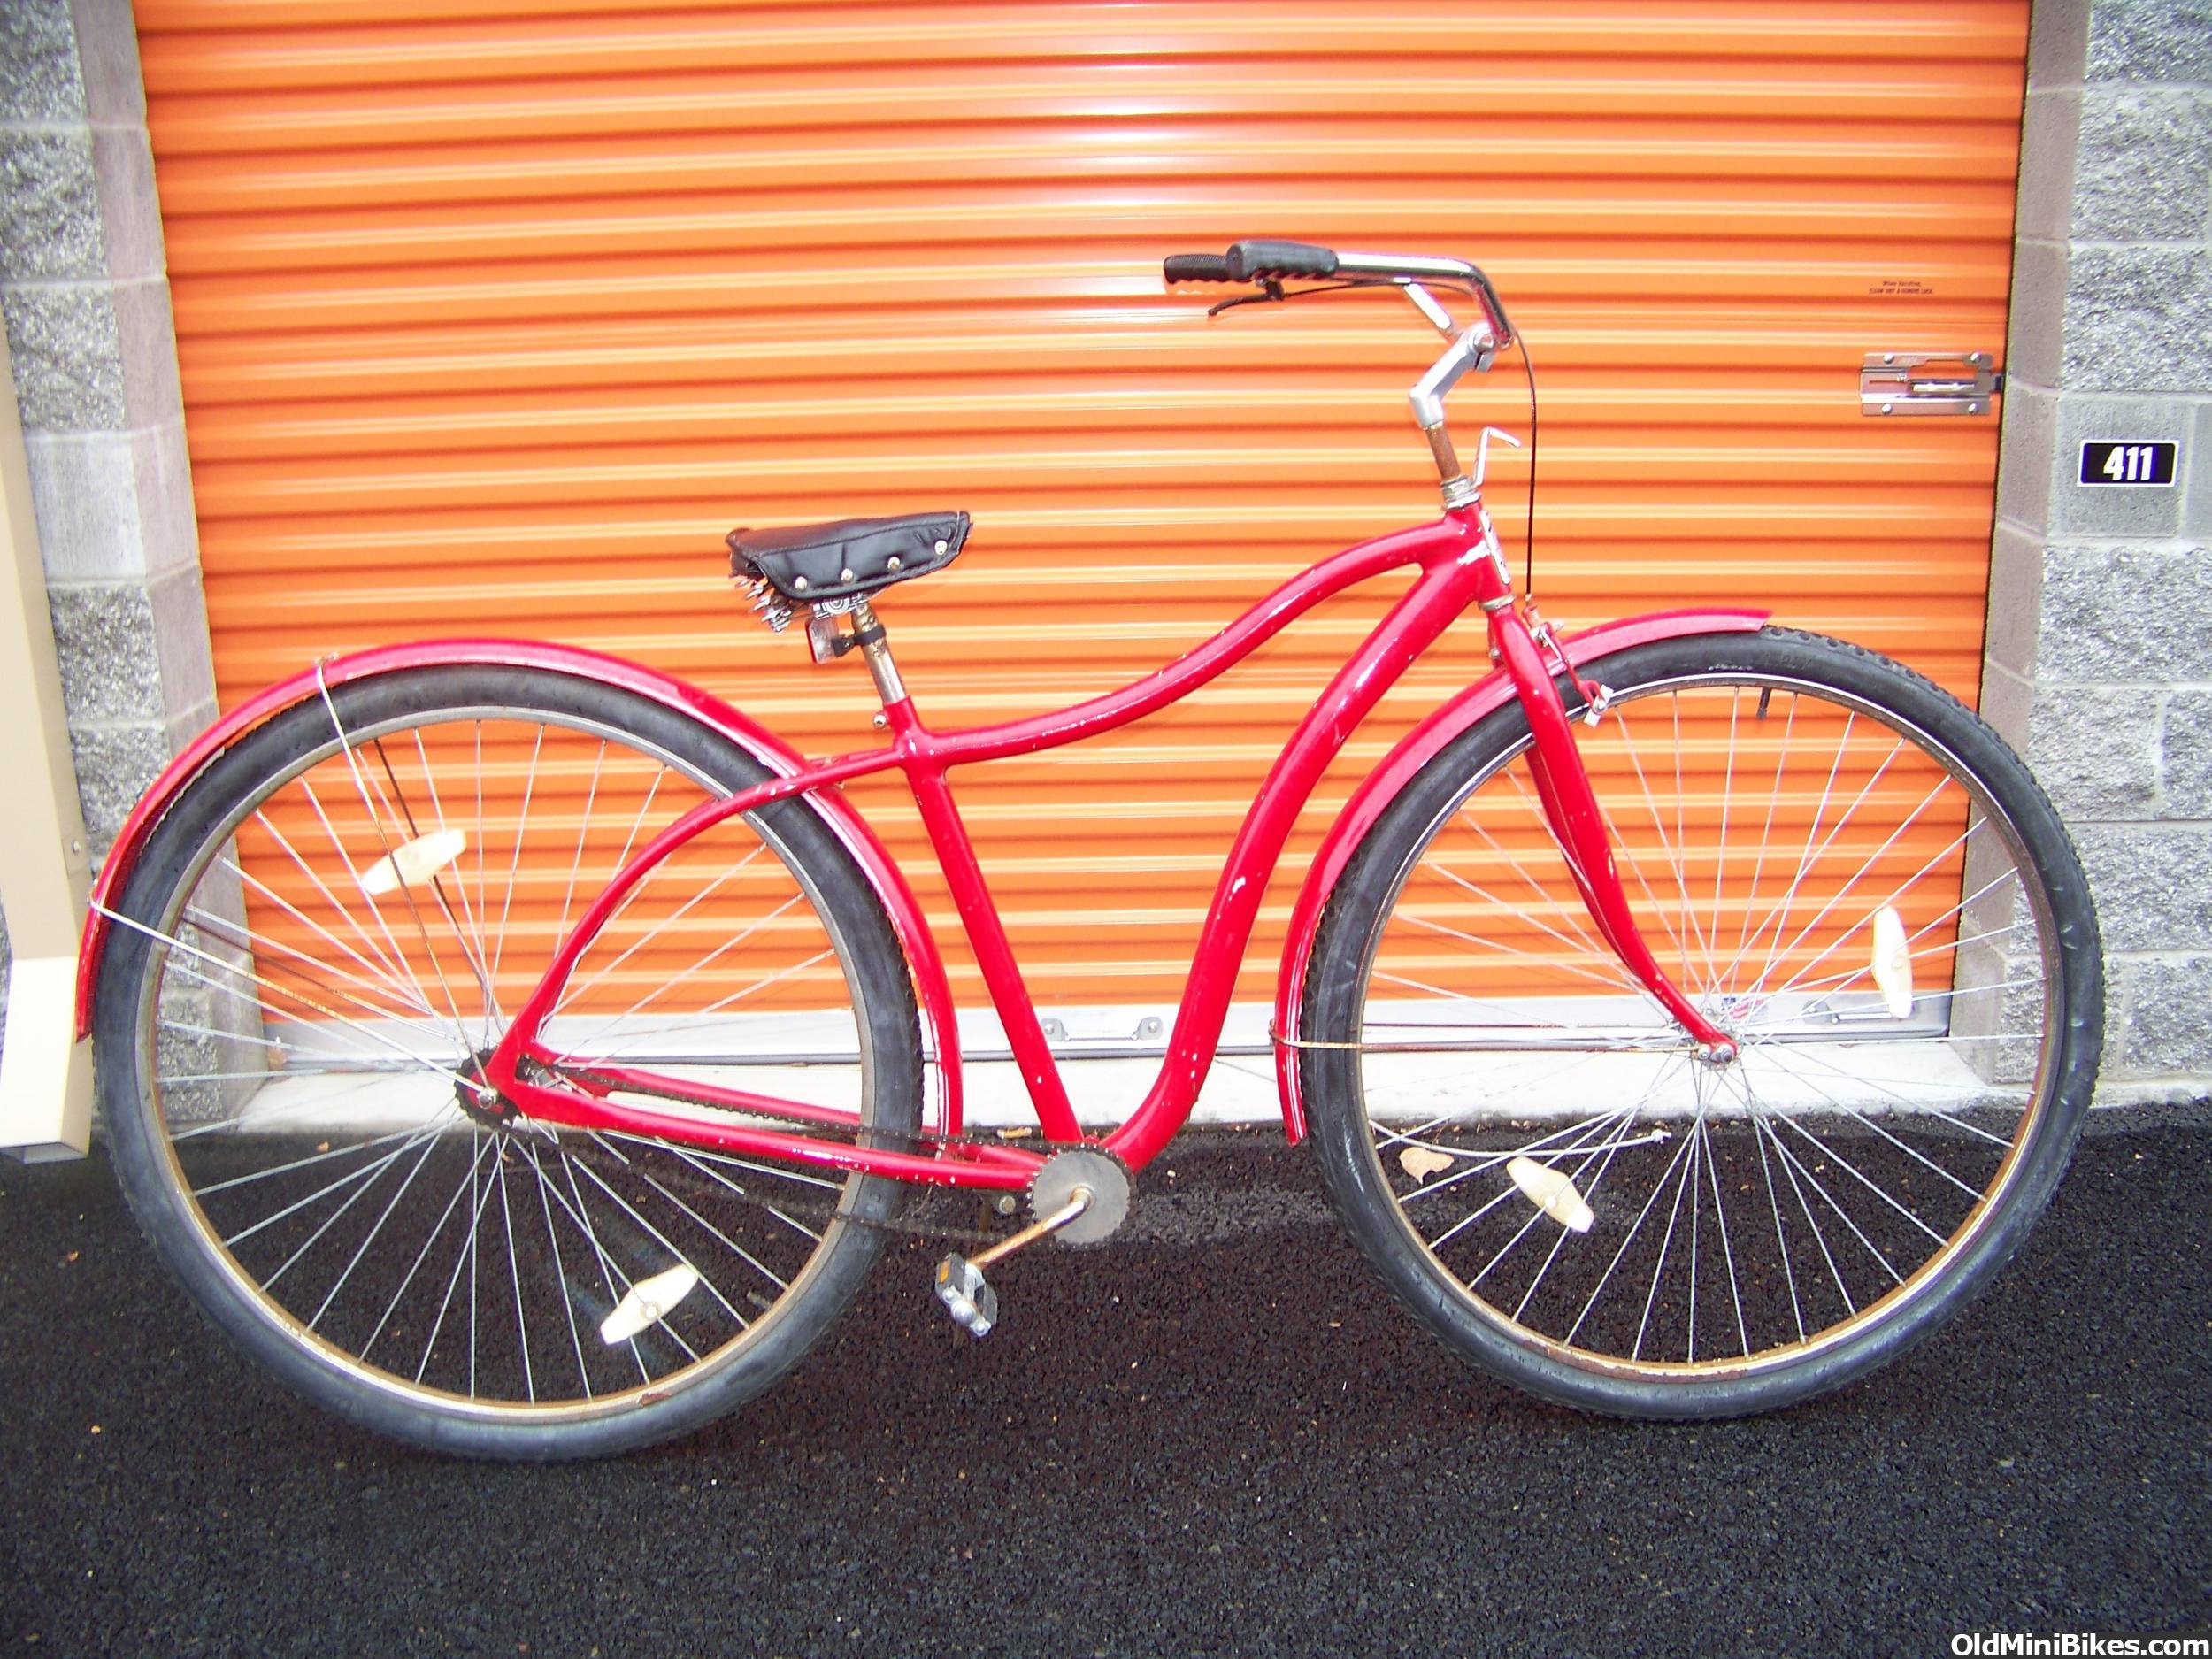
[1469,513,1736,1057]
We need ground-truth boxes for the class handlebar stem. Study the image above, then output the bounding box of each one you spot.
[1409,316,1497,509]
[1409,326,1496,429]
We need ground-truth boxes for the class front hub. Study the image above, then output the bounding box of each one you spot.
[1693,997,1747,1065]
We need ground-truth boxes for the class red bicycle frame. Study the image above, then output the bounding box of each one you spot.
[471,499,1742,1194]
[74,257,1768,1200]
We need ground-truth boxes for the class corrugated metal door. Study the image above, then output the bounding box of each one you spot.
[137,0,2029,1010]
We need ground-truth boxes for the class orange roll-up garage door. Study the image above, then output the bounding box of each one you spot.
[135,0,2028,1010]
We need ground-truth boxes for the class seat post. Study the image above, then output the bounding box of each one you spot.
[851,599,908,707]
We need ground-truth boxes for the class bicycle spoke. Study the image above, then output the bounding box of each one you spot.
[257,798,413,995]
[490,725,545,988]
[588,1133,786,1300]
[1743,731,1910,997]
[1699,1115,1749,1358]
[498,1151,535,1402]
[360,1129,495,1369]
[1397,1097,1650,1214]
[192,1122,439,1197]
[600,1132,843,1197]
[1503,1108,1649,1323]
[416,1129,503,1389]
[310,681,482,1060]
[1453,793,1617,967]
[1430,1102,1641,1257]
[370,733,502,1027]
[553,739,610,965]
[1631,1098,1705,1361]
[1316,643,2086,1402]
[1761,1068,1990,1200]
[1771,1112,1953,1247]
[1608,703,1715,982]
[112,906,471,1085]
[549,1143,652,1385]
[251,1116,453,1278]
[1760,1110,1887,1300]
[580,948,835,1058]
[1747,1078,1808,1344]
[1425,858,1644,994]
[402,726,503,1036]
[567,888,803,1050]
[182,902,453,1048]
[308,1119,453,1332]
[549,841,768,1021]
[517,1139,593,1400]
[565,1155,730,1345]
[630,1136,829,1240]
[1564,1117,1701,1347]
[1709,687,1741,993]
[1745,770,1956,1003]
[225,836,437,1022]
[1778,921,2024,1010]
[1757,820,2000,1006]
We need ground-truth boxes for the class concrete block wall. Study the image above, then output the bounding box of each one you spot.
[1994,0,2212,1098]
[1,0,214,847]
[0,0,217,1041]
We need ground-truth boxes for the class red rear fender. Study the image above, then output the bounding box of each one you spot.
[71,640,964,1133]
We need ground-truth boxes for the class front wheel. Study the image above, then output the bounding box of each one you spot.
[1302,627,2101,1418]
[95,664,922,1459]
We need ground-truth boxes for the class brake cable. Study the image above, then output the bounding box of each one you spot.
[1205,275,1385,316]
[1202,273,1544,597]
[1518,333,1540,597]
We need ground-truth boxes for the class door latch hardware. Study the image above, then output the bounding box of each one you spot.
[1039,1012,1166,1048]
[1861,351,2001,416]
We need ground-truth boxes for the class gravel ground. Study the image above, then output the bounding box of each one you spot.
[2,1111,2207,1658]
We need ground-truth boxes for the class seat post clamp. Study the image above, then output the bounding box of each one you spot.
[805,600,888,664]
[858,614,905,705]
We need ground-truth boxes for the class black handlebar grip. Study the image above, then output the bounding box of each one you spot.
[1164,253,1235,284]
[1223,239,1340,281]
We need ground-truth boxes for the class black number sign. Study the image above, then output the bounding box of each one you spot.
[2078,440,2178,487]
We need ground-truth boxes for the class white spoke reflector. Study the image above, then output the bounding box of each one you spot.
[598,1262,700,1346]
[1871,905,1914,1018]
[361,828,469,897]
[1507,1156,1594,1233]
[1400,1147,1455,1182]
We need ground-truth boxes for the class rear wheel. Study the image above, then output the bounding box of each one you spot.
[1302,628,2101,1417]
[96,664,921,1460]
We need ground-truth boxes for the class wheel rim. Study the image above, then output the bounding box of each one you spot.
[126,688,890,1425]
[1347,668,2062,1382]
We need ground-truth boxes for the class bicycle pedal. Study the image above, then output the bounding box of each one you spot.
[934,1253,998,1338]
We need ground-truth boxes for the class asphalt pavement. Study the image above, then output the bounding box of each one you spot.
[3,1110,2207,1658]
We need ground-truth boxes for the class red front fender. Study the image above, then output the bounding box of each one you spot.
[72,639,964,1133]
[1271,608,1769,1141]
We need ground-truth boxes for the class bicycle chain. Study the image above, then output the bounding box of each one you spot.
[536,1059,1092,1248]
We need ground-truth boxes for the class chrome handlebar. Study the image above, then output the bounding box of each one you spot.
[1164,242,1517,505]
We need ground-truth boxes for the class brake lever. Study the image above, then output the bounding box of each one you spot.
[1205,276,1406,317]
[1206,278,1287,316]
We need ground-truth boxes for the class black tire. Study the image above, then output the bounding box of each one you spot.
[96,665,921,1459]
[1302,627,2101,1418]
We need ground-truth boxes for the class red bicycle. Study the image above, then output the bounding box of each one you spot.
[78,241,2102,1459]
